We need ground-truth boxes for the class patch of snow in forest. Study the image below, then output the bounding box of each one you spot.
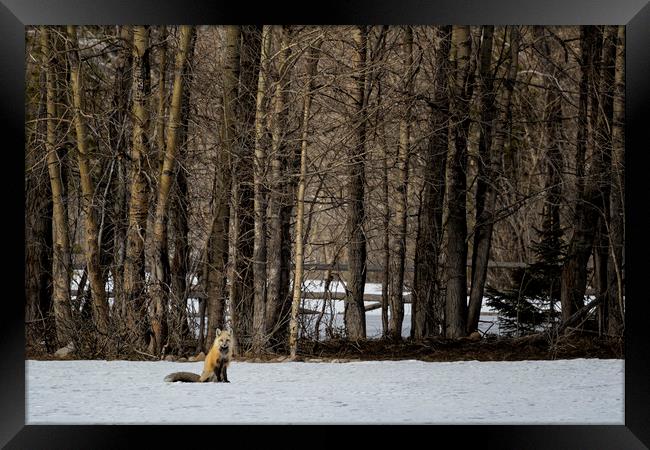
[26,358,624,424]
[185,308,499,340]
[296,301,500,338]
[69,272,505,336]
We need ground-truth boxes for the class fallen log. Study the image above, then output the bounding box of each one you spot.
[364,302,382,312]
[513,296,604,345]
[557,296,603,334]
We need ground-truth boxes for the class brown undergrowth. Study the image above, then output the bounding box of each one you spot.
[288,333,623,362]
[26,332,624,362]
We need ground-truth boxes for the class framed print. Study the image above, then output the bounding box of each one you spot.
[4,0,649,448]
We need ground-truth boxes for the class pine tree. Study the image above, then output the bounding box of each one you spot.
[485,211,565,336]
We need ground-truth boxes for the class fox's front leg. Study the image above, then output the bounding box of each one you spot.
[215,361,224,382]
[222,366,229,383]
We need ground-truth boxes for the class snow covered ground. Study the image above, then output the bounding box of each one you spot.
[26,358,623,424]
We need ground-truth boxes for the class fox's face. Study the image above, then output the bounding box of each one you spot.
[214,328,232,354]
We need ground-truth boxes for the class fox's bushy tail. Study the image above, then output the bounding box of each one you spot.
[164,371,201,382]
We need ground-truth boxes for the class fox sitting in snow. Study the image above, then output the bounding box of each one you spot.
[164,328,233,383]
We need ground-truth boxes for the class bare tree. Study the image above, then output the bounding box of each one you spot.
[412,25,452,339]
[345,25,369,340]
[387,26,414,339]
[265,26,295,348]
[290,37,322,359]
[122,26,151,341]
[467,26,519,333]
[67,25,111,338]
[606,25,625,336]
[560,26,613,324]
[104,25,132,325]
[149,25,194,355]
[251,25,273,353]
[443,25,473,338]
[169,27,196,347]
[228,26,261,353]
[41,27,73,346]
[205,25,238,350]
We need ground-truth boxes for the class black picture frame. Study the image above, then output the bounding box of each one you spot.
[3,1,649,448]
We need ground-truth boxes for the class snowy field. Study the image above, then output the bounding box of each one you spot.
[26,358,623,424]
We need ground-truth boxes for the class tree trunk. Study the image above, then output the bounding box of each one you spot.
[265,26,294,349]
[575,28,591,199]
[388,26,413,340]
[289,38,321,359]
[196,247,209,352]
[412,25,452,339]
[594,27,617,333]
[122,26,151,342]
[228,26,261,354]
[345,25,369,340]
[561,27,598,320]
[590,26,615,332]
[149,25,194,355]
[466,26,495,333]
[251,25,273,354]
[535,25,565,326]
[276,181,295,347]
[106,26,132,325]
[169,29,196,346]
[606,25,625,336]
[381,83,390,337]
[560,27,613,324]
[25,158,53,325]
[25,30,47,325]
[41,27,73,346]
[154,27,168,174]
[467,26,518,333]
[444,25,473,338]
[67,25,111,337]
[206,25,239,349]
[97,53,130,299]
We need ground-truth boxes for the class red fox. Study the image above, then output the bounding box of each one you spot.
[164,328,233,383]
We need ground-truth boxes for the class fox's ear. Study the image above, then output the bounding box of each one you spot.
[216,328,221,335]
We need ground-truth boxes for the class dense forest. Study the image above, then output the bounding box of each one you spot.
[24,25,625,359]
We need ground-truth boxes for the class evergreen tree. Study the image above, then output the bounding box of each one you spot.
[486,210,565,336]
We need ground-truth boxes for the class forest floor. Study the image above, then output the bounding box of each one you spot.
[289,333,624,362]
